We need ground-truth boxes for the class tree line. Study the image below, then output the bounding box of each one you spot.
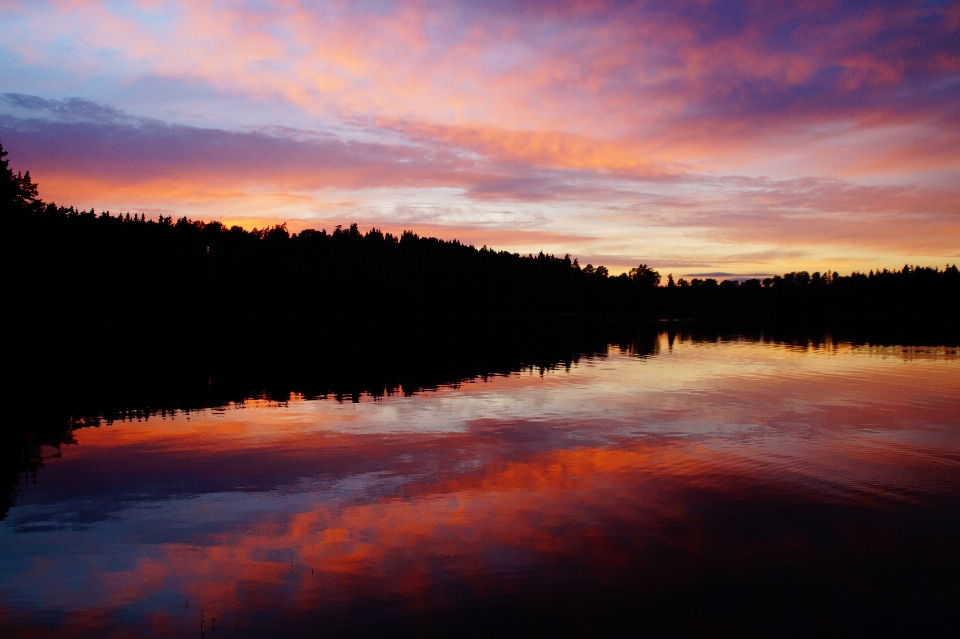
[3,141,957,331]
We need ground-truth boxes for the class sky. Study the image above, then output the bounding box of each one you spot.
[1,0,958,276]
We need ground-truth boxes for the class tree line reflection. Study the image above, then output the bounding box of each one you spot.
[4,321,956,522]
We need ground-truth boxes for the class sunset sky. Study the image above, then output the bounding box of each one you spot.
[1,1,958,276]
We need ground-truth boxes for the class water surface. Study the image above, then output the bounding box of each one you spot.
[2,334,958,636]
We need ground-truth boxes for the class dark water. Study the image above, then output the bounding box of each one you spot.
[1,334,958,637]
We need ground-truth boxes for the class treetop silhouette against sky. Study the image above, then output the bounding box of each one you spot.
[5,139,956,331]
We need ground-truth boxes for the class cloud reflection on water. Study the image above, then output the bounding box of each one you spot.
[1,337,958,636]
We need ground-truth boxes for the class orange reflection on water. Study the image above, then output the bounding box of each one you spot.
[2,338,958,637]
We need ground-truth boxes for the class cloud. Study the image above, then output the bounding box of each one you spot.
[684,272,777,279]
[1,0,959,273]
[0,95,475,190]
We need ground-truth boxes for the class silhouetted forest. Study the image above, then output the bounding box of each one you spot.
[4,142,957,333]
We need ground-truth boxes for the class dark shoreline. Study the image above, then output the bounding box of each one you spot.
[6,314,958,432]
[10,315,960,420]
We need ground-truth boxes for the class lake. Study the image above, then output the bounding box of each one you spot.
[2,332,958,637]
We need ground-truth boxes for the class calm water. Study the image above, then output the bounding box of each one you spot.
[2,334,958,637]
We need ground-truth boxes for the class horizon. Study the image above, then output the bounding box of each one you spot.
[1,1,958,278]
[19,202,960,281]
